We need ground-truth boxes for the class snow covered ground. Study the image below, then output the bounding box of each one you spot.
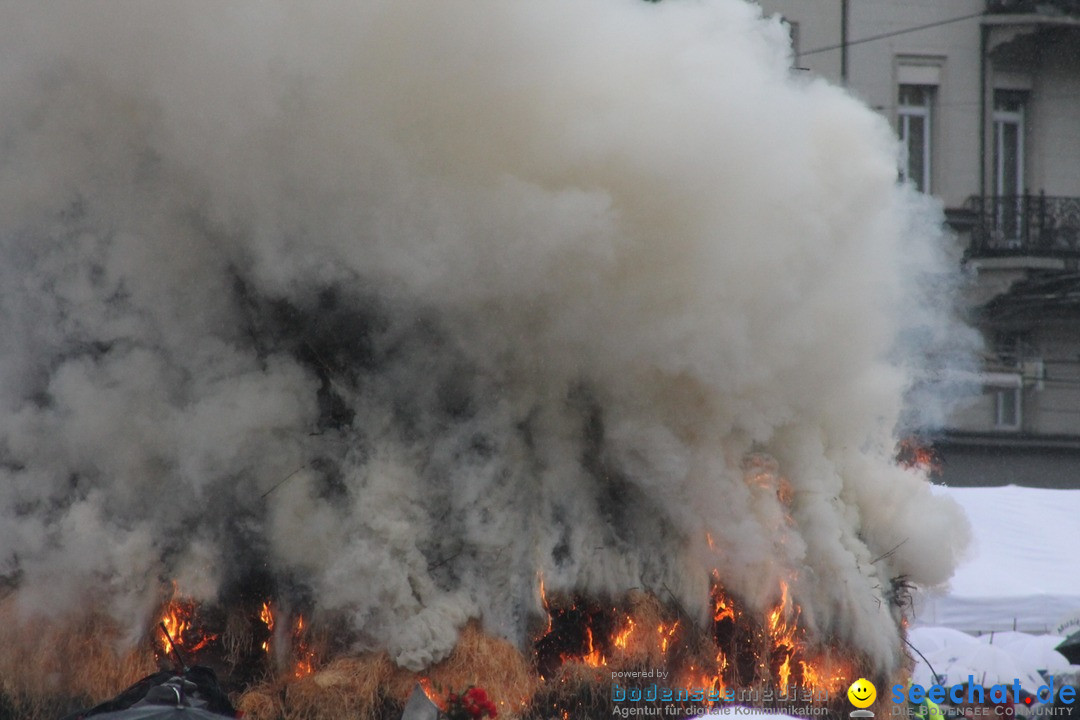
[688,486,1080,720]
[914,485,1080,634]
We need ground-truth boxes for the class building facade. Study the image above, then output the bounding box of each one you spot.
[756,0,1080,487]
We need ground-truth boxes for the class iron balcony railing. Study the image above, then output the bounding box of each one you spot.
[965,193,1080,257]
[987,0,1080,16]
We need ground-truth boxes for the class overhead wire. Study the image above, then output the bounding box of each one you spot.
[798,10,988,58]
[789,8,1080,423]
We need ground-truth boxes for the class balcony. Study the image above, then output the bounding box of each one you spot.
[987,0,1080,16]
[964,194,1080,258]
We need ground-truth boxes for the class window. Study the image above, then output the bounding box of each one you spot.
[993,90,1027,245]
[995,387,1021,430]
[992,331,1029,431]
[898,84,934,193]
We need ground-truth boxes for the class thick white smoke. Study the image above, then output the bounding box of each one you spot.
[0,0,972,673]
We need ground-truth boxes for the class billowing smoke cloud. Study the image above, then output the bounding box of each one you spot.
[0,0,973,674]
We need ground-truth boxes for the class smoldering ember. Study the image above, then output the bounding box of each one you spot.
[0,1,975,719]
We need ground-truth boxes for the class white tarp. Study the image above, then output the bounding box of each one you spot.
[913,485,1080,633]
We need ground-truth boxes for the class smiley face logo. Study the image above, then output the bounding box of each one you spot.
[847,678,877,709]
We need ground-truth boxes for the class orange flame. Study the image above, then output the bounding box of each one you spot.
[534,574,858,702]
[160,601,189,655]
[582,626,606,667]
[798,657,851,694]
[260,601,274,653]
[254,598,317,677]
[539,574,552,635]
[292,613,316,678]
[156,585,217,658]
[658,621,679,655]
[418,677,448,712]
[613,617,636,650]
[712,578,736,624]
[896,437,942,476]
[767,581,801,691]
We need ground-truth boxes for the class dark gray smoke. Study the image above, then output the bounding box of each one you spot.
[0,0,973,673]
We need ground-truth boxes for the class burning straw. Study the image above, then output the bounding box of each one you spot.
[0,586,899,720]
[531,588,876,719]
[0,0,973,715]
[237,621,536,720]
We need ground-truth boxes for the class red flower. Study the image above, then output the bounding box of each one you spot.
[444,686,497,719]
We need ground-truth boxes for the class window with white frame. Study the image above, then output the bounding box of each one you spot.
[995,386,1021,430]
[993,90,1026,197]
[993,89,1028,246]
[992,331,1028,431]
[898,84,934,193]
